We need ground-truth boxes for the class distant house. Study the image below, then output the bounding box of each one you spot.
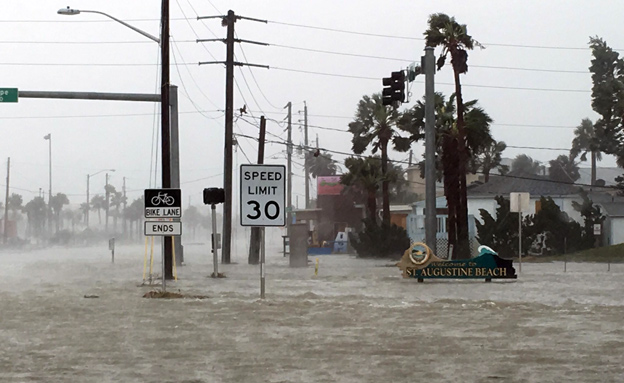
[467,171,584,223]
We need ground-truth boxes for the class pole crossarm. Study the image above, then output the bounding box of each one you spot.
[197,14,267,24]
[19,90,160,102]
[199,61,269,69]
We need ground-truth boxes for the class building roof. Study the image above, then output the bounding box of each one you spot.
[599,202,624,217]
[467,171,580,198]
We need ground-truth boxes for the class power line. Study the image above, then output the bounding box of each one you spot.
[237,134,618,189]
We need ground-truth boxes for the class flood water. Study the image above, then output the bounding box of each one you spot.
[0,238,623,382]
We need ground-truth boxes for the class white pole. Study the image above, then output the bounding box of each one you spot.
[260,227,266,299]
[519,211,522,273]
[211,204,219,277]
[161,238,166,292]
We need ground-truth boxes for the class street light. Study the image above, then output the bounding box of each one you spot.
[86,169,115,228]
[58,4,174,279]
[57,7,160,43]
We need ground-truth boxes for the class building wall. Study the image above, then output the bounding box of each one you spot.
[610,218,624,245]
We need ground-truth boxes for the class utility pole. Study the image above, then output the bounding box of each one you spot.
[424,47,437,255]
[123,177,127,239]
[105,173,110,233]
[286,102,293,236]
[160,0,174,279]
[303,101,309,209]
[222,10,236,264]
[197,10,268,264]
[408,149,413,167]
[248,116,266,264]
[86,175,90,227]
[3,157,10,245]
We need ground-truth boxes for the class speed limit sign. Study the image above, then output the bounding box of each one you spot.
[240,164,286,227]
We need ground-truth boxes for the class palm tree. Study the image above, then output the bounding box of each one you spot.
[549,155,581,183]
[80,202,90,224]
[341,156,384,224]
[8,193,23,220]
[511,154,543,175]
[110,191,126,233]
[400,92,493,259]
[124,197,144,240]
[23,196,46,239]
[91,195,106,225]
[50,193,69,233]
[348,94,410,225]
[570,118,602,186]
[474,140,507,183]
[306,151,338,178]
[424,13,483,259]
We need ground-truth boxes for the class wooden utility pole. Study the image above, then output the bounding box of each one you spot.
[222,10,236,264]
[248,116,266,264]
[3,157,9,244]
[286,102,293,236]
[122,177,127,239]
[196,10,268,264]
[303,102,309,209]
[161,0,174,279]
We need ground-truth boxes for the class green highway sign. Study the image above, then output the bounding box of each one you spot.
[0,88,18,103]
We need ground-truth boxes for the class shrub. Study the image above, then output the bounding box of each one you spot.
[349,219,411,259]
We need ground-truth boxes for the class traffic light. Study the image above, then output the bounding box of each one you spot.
[382,70,405,106]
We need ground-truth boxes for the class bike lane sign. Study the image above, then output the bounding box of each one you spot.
[144,188,182,218]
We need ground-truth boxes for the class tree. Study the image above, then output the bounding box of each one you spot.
[91,195,106,225]
[50,193,69,233]
[80,202,90,224]
[588,37,624,159]
[341,156,384,224]
[124,197,144,240]
[400,92,493,259]
[571,118,602,186]
[306,151,338,178]
[104,184,116,232]
[348,93,410,225]
[184,205,202,239]
[7,193,23,220]
[472,140,507,183]
[548,155,580,183]
[23,196,46,239]
[424,13,483,259]
[511,154,542,175]
[110,191,126,233]
[572,188,605,249]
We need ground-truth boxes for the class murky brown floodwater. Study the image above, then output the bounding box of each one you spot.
[0,240,622,382]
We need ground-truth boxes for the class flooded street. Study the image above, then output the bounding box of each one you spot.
[0,239,623,382]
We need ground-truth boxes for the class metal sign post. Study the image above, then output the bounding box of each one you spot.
[261,227,266,299]
[144,188,183,291]
[240,165,286,298]
[510,192,530,274]
[211,204,219,277]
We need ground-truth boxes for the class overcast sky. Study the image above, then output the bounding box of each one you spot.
[2,1,623,211]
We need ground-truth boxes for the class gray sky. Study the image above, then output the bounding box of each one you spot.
[2,0,623,210]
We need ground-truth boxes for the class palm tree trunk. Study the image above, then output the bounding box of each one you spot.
[453,68,471,259]
[443,136,458,259]
[380,136,390,226]
[367,189,377,225]
[591,150,597,186]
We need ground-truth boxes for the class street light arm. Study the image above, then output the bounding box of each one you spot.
[59,8,160,45]
[89,169,115,177]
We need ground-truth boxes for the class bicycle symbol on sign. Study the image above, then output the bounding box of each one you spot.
[151,192,175,206]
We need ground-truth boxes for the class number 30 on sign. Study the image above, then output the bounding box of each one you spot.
[240,164,286,227]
